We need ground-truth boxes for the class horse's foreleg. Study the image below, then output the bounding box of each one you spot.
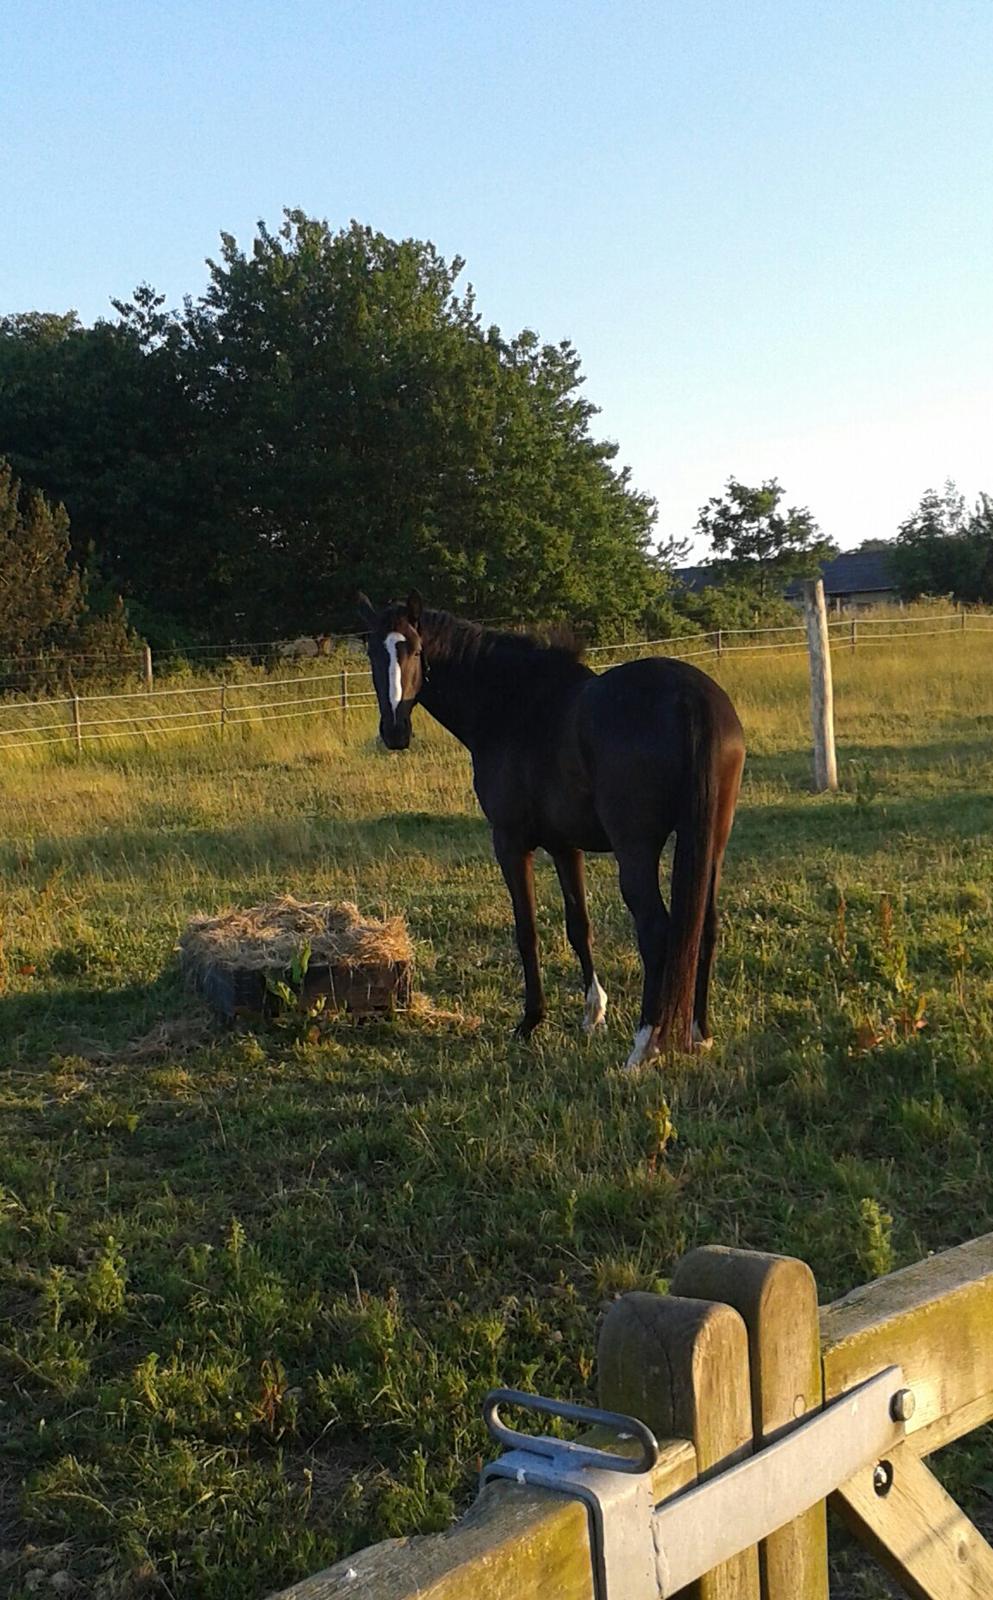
[493,830,545,1038]
[552,848,606,1031]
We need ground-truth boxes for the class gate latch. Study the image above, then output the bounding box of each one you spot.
[482,1367,908,1598]
[481,1387,662,1600]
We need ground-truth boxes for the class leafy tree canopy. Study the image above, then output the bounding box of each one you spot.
[0,458,138,688]
[695,477,835,597]
[851,537,895,553]
[890,481,993,603]
[1,212,667,642]
[0,457,81,657]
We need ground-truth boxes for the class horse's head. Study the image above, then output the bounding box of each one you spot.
[357,591,426,751]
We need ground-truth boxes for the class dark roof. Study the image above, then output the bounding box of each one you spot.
[672,565,715,593]
[676,548,896,598]
[784,549,895,598]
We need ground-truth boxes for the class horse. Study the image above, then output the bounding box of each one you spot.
[359,592,745,1068]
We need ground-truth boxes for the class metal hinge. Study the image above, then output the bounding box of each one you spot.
[482,1367,909,1598]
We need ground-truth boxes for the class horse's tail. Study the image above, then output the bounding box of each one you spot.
[654,706,719,1052]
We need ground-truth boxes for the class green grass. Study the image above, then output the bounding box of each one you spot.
[2,632,993,1597]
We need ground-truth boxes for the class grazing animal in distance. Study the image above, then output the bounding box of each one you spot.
[278,633,333,660]
[359,592,745,1068]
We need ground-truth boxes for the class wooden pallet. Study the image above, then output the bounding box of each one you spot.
[185,954,412,1022]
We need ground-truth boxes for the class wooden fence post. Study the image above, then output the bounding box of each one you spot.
[143,643,153,692]
[670,1248,829,1600]
[850,618,857,653]
[598,1291,760,1598]
[717,629,724,659]
[219,683,226,731]
[802,578,838,793]
[340,669,348,727]
[71,694,82,753]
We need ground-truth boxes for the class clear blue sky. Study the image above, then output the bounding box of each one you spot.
[4,0,991,555]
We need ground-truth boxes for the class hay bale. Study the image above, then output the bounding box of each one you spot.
[180,896,413,1021]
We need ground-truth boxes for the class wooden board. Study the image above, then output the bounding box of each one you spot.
[671,1247,829,1600]
[598,1291,761,1599]
[267,1437,697,1600]
[834,1441,993,1599]
[820,1232,993,1455]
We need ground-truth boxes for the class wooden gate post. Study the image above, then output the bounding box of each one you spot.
[670,1248,829,1600]
[802,578,838,793]
[598,1292,760,1598]
[143,643,154,692]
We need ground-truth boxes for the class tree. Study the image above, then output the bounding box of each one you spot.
[0,457,82,658]
[694,478,835,597]
[0,297,209,638]
[171,211,660,636]
[1,212,663,641]
[889,481,992,602]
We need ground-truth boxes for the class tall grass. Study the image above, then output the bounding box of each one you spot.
[1,627,992,1598]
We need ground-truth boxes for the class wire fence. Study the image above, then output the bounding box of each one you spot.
[1,611,989,755]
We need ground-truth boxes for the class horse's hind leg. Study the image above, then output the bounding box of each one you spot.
[615,845,670,1069]
[552,848,606,1031]
[693,755,743,1047]
[692,864,720,1049]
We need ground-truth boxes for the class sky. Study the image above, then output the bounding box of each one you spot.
[3,0,992,557]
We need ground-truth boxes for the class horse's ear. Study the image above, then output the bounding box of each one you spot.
[356,592,377,626]
[406,590,423,626]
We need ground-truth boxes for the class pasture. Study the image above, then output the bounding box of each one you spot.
[2,632,993,1598]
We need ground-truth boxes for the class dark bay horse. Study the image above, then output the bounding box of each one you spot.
[359,592,745,1068]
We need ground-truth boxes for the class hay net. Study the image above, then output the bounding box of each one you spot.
[180,896,412,974]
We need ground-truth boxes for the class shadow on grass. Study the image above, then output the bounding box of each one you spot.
[1,969,199,1064]
[736,766,993,865]
[1,809,491,878]
[743,732,993,791]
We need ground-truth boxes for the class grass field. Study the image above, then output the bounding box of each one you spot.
[2,631,993,1598]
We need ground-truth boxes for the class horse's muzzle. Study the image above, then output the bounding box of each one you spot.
[379,715,412,751]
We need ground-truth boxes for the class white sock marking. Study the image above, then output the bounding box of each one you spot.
[583,975,608,1032]
[625,1023,657,1071]
[385,631,404,714]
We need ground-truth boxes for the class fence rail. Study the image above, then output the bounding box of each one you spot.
[269,1233,993,1600]
[1,612,990,755]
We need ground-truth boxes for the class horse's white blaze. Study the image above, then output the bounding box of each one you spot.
[625,1023,657,1071]
[583,975,608,1032]
[384,631,405,713]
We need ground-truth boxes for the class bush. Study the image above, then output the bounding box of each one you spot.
[676,578,800,633]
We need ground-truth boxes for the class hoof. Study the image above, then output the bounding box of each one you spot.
[624,1024,659,1072]
[582,977,608,1034]
[513,1014,545,1041]
[692,1022,715,1052]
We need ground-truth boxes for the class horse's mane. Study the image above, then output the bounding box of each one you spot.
[421,609,586,670]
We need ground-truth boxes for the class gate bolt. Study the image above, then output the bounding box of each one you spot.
[890,1388,915,1422]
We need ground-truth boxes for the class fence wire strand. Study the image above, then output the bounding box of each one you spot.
[0,613,987,753]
